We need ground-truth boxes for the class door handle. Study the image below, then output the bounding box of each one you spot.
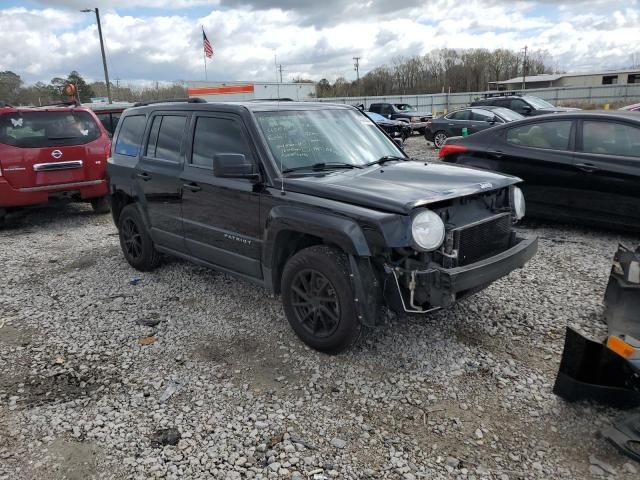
[488,150,503,158]
[183,182,202,192]
[575,163,598,173]
[136,172,151,181]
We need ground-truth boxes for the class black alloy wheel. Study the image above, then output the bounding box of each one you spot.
[117,204,161,271]
[290,268,340,339]
[281,245,362,354]
[121,217,143,261]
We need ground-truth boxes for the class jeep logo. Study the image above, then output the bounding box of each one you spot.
[51,150,63,159]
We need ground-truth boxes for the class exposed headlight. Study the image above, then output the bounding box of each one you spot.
[511,186,526,221]
[411,210,445,251]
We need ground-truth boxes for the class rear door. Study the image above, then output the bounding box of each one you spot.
[0,109,107,189]
[444,110,472,136]
[491,119,578,219]
[180,113,262,278]
[135,112,189,252]
[573,119,640,227]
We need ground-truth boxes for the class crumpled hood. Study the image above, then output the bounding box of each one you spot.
[282,161,520,214]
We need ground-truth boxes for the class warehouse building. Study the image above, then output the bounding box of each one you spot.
[490,69,640,90]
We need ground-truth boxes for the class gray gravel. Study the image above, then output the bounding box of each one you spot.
[1,136,639,479]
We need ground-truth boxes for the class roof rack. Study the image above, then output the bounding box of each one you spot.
[482,91,522,99]
[248,98,294,102]
[133,97,207,107]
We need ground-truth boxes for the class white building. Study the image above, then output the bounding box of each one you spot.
[490,69,640,90]
[187,81,316,102]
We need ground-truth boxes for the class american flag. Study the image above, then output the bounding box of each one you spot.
[202,28,214,58]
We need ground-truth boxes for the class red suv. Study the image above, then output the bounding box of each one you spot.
[0,103,111,222]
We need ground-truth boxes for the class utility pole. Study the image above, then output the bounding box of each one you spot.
[81,8,112,104]
[278,64,284,83]
[521,45,528,91]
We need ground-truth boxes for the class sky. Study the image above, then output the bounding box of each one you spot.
[0,0,639,86]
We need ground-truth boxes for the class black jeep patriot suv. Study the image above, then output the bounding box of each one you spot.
[107,100,537,353]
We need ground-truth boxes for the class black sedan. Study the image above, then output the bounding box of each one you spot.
[425,106,523,148]
[365,111,412,141]
[439,111,640,232]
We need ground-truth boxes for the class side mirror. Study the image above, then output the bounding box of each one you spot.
[486,116,497,124]
[393,138,404,149]
[387,114,392,119]
[522,105,532,114]
[213,154,259,180]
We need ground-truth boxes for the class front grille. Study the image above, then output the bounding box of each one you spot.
[454,213,512,266]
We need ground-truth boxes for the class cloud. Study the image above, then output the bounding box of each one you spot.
[0,1,639,88]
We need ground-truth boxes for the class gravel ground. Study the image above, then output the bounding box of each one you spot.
[1,136,639,479]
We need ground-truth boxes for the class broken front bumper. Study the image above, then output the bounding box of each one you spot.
[385,236,538,313]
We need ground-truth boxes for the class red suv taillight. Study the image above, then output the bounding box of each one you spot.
[438,144,468,158]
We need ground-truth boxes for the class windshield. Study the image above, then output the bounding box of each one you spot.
[394,104,416,111]
[0,111,100,147]
[523,96,554,109]
[493,108,524,122]
[255,109,403,173]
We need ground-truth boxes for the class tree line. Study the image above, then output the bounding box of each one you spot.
[0,70,187,106]
[316,48,555,98]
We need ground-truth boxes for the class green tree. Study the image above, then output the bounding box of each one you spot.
[0,71,23,104]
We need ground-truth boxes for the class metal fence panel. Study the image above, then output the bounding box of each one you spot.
[314,84,640,114]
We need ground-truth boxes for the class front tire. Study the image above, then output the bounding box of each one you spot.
[118,204,161,271]
[90,196,111,214]
[281,245,361,354]
[433,130,448,149]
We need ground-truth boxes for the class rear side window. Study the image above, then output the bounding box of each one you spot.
[145,115,187,162]
[506,121,572,150]
[582,121,640,157]
[191,116,252,169]
[0,111,100,148]
[114,115,146,157]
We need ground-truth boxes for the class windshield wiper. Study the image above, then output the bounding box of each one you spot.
[282,162,363,174]
[364,155,407,167]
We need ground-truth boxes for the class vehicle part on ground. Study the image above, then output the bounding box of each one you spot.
[553,327,640,409]
[605,244,640,339]
[602,412,640,463]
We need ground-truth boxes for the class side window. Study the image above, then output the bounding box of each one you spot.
[146,115,187,162]
[114,115,146,157]
[381,104,393,115]
[191,116,253,169]
[449,110,470,120]
[471,109,494,121]
[583,121,640,157]
[506,121,572,150]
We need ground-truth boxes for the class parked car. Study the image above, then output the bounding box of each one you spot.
[107,100,537,353]
[619,103,640,112]
[439,111,640,232]
[368,103,432,133]
[0,103,112,223]
[425,106,524,148]
[471,93,580,116]
[365,111,412,141]
[85,102,133,137]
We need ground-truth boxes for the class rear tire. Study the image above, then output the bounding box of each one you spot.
[91,196,111,214]
[281,245,361,354]
[118,204,161,272]
[433,131,448,149]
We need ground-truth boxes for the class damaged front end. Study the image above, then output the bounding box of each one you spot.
[382,187,537,314]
